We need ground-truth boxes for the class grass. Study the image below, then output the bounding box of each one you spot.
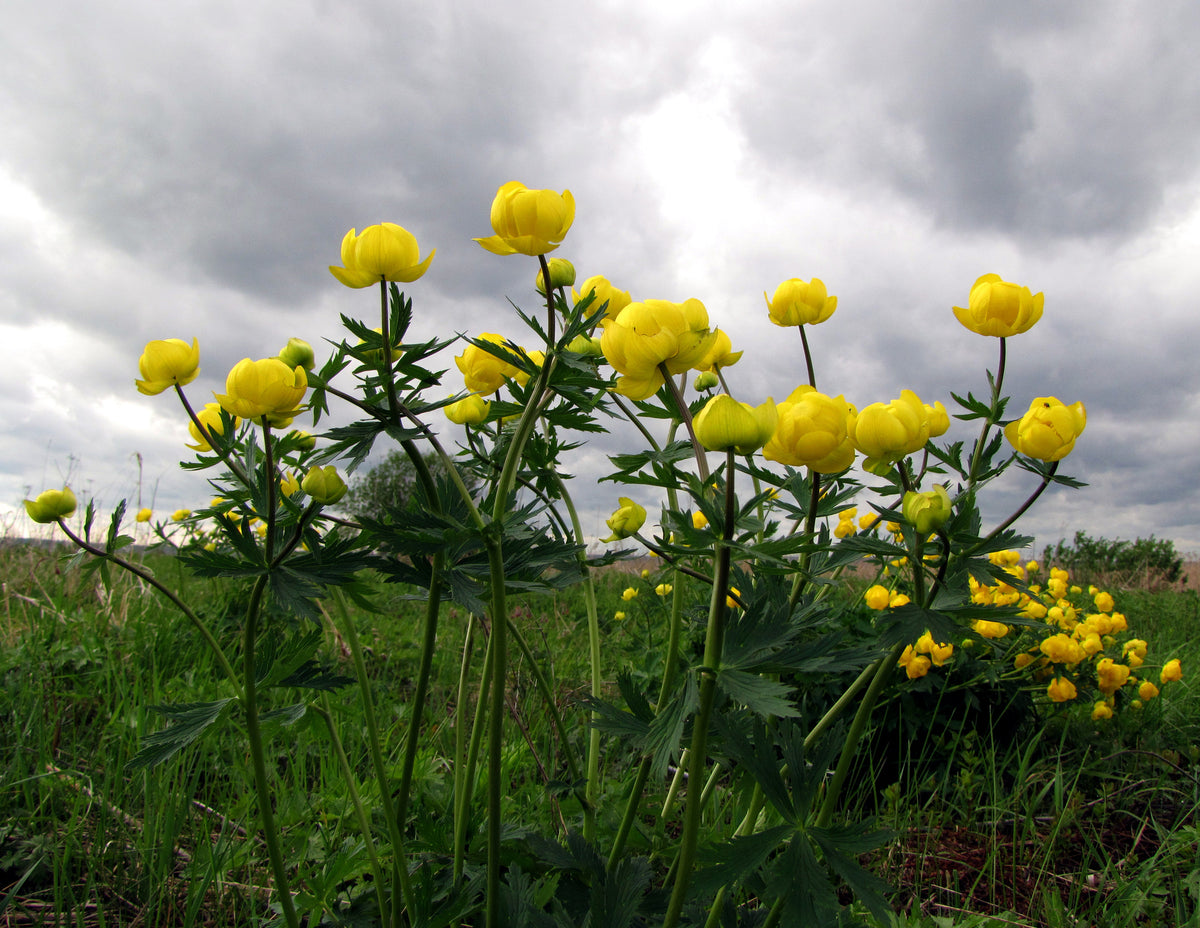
[2,542,1199,926]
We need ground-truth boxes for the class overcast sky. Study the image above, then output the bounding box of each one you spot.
[3,0,1200,556]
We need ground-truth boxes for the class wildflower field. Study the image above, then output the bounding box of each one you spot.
[5,183,1199,927]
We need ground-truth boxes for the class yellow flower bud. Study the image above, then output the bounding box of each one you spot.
[329,223,435,288]
[172,509,191,521]
[1004,397,1087,462]
[602,497,647,542]
[863,585,890,611]
[614,611,627,621]
[953,273,1044,338]
[288,430,317,451]
[475,181,575,256]
[696,328,743,371]
[566,334,604,357]
[765,278,837,327]
[24,487,77,524]
[301,465,348,505]
[1138,681,1159,701]
[693,394,778,454]
[280,471,300,497]
[445,393,491,425]
[136,507,153,523]
[135,338,200,396]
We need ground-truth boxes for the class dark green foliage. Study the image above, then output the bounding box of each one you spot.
[1044,530,1185,588]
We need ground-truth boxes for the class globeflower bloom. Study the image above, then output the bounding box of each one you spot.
[1047,676,1077,703]
[850,390,931,468]
[187,402,239,452]
[762,385,855,473]
[573,276,631,324]
[693,394,778,453]
[24,487,77,524]
[1004,397,1087,462]
[765,278,837,327]
[953,273,1044,337]
[445,393,491,425]
[1161,659,1183,683]
[696,329,743,371]
[602,497,647,542]
[902,485,952,534]
[329,223,435,288]
[475,181,575,256]
[535,258,576,293]
[455,335,523,396]
[136,507,153,523]
[1091,701,1113,721]
[215,358,308,424]
[135,338,200,395]
[864,585,891,611]
[600,299,718,400]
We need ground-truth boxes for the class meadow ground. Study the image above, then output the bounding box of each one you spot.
[1,542,1197,926]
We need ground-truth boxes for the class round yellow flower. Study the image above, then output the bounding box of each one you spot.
[329,223,435,288]
[136,507,153,523]
[573,275,632,324]
[600,298,718,399]
[1047,676,1077,703]
[455,335,523,395]
[475,181,575,256]
[445,393,491,425]
[215,358,307,424]
[851,389,932,467]
[135,337,200,396]
[1138,681,1159,701]
[1091,701,1113,721]
[1004,397,1087,462]
[24,487,77,524]
[602,498,647,542]
[655,583,673,597]
[1161,659,1183,684]
[863,585,891,611]
[762,385,855,473]
[765,278,837,327]
[187,402,239,452]
[952,273,1044,337]
[622,587,638,602]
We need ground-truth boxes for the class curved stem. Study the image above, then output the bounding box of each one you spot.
[242,576,301,928]
[658,365,709,482]
[174,385,255,489]
[798,324,817,389]
[986,462,1058,542]
[55,521,241,694]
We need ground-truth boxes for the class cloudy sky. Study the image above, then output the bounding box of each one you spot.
[3,0,1200,555]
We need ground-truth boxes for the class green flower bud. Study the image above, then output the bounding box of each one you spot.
[24,487,77,524]
[902,485,952,534]
[601,497,646,542]
[535,258,576,294]
[693,370,720,391]
[278,337,315,371]
[302,465,348,505]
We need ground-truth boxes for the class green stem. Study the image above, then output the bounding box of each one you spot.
[173,385,255,489]
[329,589,414,925]
[454,616,490,884]
[55,522,241,695]
[662,449,736,928]
[965,337,1007,492]
[379,279,402,422]
[242,576,301,928]
[787,472,822,609]
[550,473,603,840]
[798,324,817,389]
[659,365,709,482]
[483,538,507,928]
[312,699,388,920]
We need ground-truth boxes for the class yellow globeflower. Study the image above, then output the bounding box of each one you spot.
[445,393,491,425]
[622,587,638,602]
[762,385,855,473]
[851,389,932,468]
[693,394,778,454]
[172,509,192,521]
[602,497,647,542]
[902,485,952,534]
[1004,397,1087,462]
[573,275,632,324]
[136,507,153,523]
[135,338,200,396]
[24,487,77,524]
[1091,701,1113,721]
[952,273,1044,337]
[655,583,673,597]
[280,471,300,497]
[600,299,718,399]
[1096,658,1131,696]
[1047,676,1077,703]
[899,646,931,680]
[187,402,239,452]
[863,585,891,611]
[696,328,743,371]
[455,335,523,396]
[1161,659,1183,684]
[614,611,627,621]
[475,181,575,256]
[329,223,435,288]
[765,278,837,327]
[215,358,307,424]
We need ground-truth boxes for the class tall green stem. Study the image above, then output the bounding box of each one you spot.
[965,337,1007,491]
[243,576,300,928]
[662,449,736,928]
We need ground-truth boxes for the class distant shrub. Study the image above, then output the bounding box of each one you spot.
[1043,531,1184,589]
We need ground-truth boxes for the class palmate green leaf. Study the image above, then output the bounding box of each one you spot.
[259,703,309,727]
[715,717,795,821]
[809,823,894,925]
[717,670,800,719]
[876,603,961,648]
[127,698,235,769]
[646,672,698,780]
[605,440,694,477]
[768,836,840,927]
[691,825,794,897]
[592,854,652,928]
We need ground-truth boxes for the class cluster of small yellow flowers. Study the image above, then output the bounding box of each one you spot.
[968,551,1184,716]
[835,508,857,539]
[863,585,910,611]
[899,631,955,679]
